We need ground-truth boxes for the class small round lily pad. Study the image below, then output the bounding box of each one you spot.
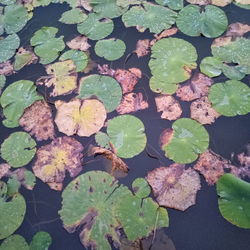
[30,232,52,250]
[132,178,151,198]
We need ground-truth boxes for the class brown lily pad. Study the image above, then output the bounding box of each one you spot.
[190,96,220,124]
[186,0,211,4]
[116,92,149,114]
[226,22,250,37]
[33,136,83,191]
[0,61,14,76]
[211,0,232,6]
[55,99,107,137]
[66,35,91,51]
[146,164,201,211]
[159,128,174,150]
[150,27,178,46]
[0,163,10,179]
[135,39,150,58]
[155,95,182,120]
[19,101,55,141]
[97,64,115,76]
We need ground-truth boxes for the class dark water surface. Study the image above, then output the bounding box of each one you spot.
[1,2,250,250]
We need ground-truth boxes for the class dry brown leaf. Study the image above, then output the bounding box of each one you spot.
[159,128,174,150]
[226,22,250,37]
[211,36,233,48]
[55,99,107,137]
[0,163,10,179]
[146,164,201,211]
[134,39,150,58]
[97,64,115,76]
[33,136,83,191]
[190,96,220,125]
[186,0,211,4]
[66,35,91,51]
[238,152,250,167]
[155,95,182,120]
[176,73,213,102]
[211,0,232,6]
[150,27,178,46]
[77,0,92,11]
[19,101,55,141]
[0,61,14,76]
[116,92,148,114]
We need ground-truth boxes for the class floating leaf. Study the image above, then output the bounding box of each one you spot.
[217,174,250,228]
[0,61,13,76]
[163,118,209,164]
[132,178,151,198]
[146,164,201,211]
[149,76,178,95]
[122,2,177,34]
[176,4,228,38]
[155,0,183,10]
[94,38,126,61]
[0,0,16,5]
[208,80,250,116]
[107,115,147,158]
[0,75,6,94]
[30,232,52,250]
[135,39,150,58]
[77,13,114,40]
[59,8,87,24]
[55,99,107,137]
[200,56,223,77]
[30,26,65,64]
[78,74,122,112]
[33,136,83,191]
[117,0,143,8]
[95,131,111,149]
[0,235,29,250]
[0,80,42,127]
[1,132,36,168]
[0,34,20,63]
[66,35,91,51]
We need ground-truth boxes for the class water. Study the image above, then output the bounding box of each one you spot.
[1,2,250,250]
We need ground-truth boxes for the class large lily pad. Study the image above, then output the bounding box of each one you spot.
[208,80,250,116]
[217,174,250,228]
[30,26,65,64]
[163,118,209,164]
[107,115,147,158]
[0,235,29,250]
[1,132,36,168]
[0,80,42,128]
[78,74,122,112]
[122,2,177,34]
[59,8,87,24]
[176,4,228,38]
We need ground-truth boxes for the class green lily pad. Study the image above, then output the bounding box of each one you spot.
[77,13,114,40]
[155,0,183,10]
[0,75,6,94]
[132,178,151,198]
[176,4,228,38]
[221,64,246,80]
[208,80,250,116]
[13,48,36,71]
[1,132,36,168]
[0,235,29,250]
[30,232,52,250]
[59,50,88,72]
[0,34,20,63]
[59,8,87,24]
[107,115,147,158]
[78,74,122,112]
[95,131,111,149]
[149,76,178,95]
[234,2,250,9]
[30,26,65,64]
[122,2,177,33]
[94,38,126,61]
[149,38,197,87]
[117,0,143,8]
[0,193,26,240]
[200,56,223,77]
[0,0,16,5]
[0,182,7,199]
[217,174,250,228]
[0,80,42,128]
[164,118,209,164]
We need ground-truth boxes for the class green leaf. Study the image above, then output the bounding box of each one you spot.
[164,118,209,164]
[30,232,52,250]
[95,131,111,149]
[107,115,147,158]
[221,64,245,80]
[149,76,178,95]
[94,38,126,61]
[0,34,20,63]
[7,177,20,196]
[59,8,87,24]
[30,26,65,64]
[117,0,143,8]
[132,178,151,198]
[217,174,250,228]
[0,75,6,94]
[0,193,26,240]
[200,56,222,77]
[0,80,42,128]
[0,235,29,250]
[78,74,122,112]
[13,48,36,71]
[0,0,16,5]
[0,181,7,199]
[208,80,250,116]
[155,0,183,10]
[77,13,114,40]
[122,2,177,34]
[1,132,36,168]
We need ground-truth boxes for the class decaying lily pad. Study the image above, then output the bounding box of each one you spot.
[0,234,29,250]
[135,39,150,58]
[217,174,250,228]
[151,27,178,46]
[155,95,182,121]
[107,115,147,158]
[163,118,209,164]
[33,136,83,191]
[19,101,55,141]
[55,99,107,137]
[208,80,250,116]
[159,128,174,150]
[146,164,201,211]
[0,164,10,179]
[0,61,13,76]
[226,22,250,37]
[1,132,36,168]
[59,8,87,24]
[66,35,91,51]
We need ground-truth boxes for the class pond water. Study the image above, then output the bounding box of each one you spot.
[1,1,250,250]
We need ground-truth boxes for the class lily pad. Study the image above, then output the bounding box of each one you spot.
[94,38,126,61]
[30,232,52,250]
[176,5,228,38]
[163,118,209,164]
[122,2,177,34]
[107,115,147,158]
[0,235,29,250]
[217,174,250,228]
[0,75,5,94]
[77,13,114,40]
[200,56,223,77]
[59,8,87,24]
[1,132,36,168]
[132,178,151,198]
[95,132,111,149]
[30,26,65,64]
[149,76,178,95]
[78,74,122,112]
[208,80,250,116]
[155,0,183,10]
[0,80,42,128]
[0,34,20,63]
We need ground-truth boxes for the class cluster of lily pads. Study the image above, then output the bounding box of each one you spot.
[0,0,250,249]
